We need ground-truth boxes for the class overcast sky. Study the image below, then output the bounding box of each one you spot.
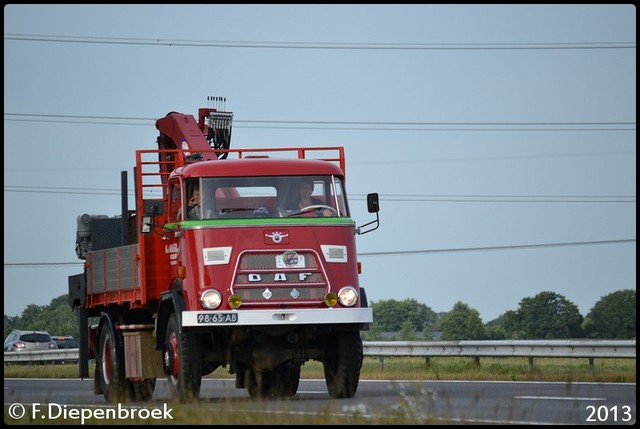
[4,4,636,322]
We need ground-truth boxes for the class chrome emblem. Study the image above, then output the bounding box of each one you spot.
[282,250,299,267]
[262,288,273,299]
[265,231,289,244]
[290,288,300,299]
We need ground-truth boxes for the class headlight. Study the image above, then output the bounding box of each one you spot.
[337,286,358,307]
[200,289,222,309]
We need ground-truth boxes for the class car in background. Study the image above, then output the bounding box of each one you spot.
[51,335,79,349]
[51,335,80,364]
[3,330,58,352]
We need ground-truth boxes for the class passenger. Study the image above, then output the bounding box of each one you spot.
[187,186,201,219]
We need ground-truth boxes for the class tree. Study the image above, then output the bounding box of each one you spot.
[18,304,48,331]
[496,310,522,339]
[3,295,79,339]
[484,314,508,340]
[371,298,437,333]
[399,319,417,340]
[362,321,382,341]
[4,315,18,338]
[582,289,636,339]
[514,291,583,339]
[438,301,486,340]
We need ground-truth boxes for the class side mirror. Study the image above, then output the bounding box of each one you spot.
[367,193,379,213]
[356,193,380,235]
[141,215,153,234]
[140,207,179,238]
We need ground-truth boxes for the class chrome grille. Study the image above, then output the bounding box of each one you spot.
[233,251,326,304]
[235,272,324,284]
[236,286,326,302]
[238,252,319,269]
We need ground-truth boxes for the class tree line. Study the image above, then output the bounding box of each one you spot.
[365,289,636,340]
[3,289,636,341]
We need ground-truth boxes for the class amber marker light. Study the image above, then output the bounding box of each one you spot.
[324,292,338,307]
[228,294,242,309]
[177,265,186,279]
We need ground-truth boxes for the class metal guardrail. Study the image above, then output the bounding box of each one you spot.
[4,348,80,364]
[362,340,636,358]
[5,340,635,367]
[363,340,636,370]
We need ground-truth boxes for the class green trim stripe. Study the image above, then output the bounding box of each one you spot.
[166,217,355,229]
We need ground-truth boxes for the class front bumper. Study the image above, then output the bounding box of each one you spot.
[182,307,373,327]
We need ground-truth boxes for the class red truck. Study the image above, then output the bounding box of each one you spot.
[69,98,379,403]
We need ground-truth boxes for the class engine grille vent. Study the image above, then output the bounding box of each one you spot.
[233,251,326,304]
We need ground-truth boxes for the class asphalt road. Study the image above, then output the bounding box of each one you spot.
[4,378,636,425]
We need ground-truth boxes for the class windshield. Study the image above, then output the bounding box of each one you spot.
[188,175,349,220]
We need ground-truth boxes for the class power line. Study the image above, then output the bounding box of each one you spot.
[4,34,636,50]
[4,113,635,132]
[4,238,636,268]
[4,186,635,203]
[359,238,636,257]
[4,113,635,126]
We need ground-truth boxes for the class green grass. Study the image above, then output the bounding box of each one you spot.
[5,356,635,383]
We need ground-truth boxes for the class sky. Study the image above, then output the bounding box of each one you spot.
[3,4,636,322]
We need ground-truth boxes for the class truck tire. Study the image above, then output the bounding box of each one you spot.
[164,314,203,402]
[128,379,156,402]
[271,362,301,398]
[245,362,300,399]
[97,325,128,403]
[245,367,264,399]
[323,330,363,399]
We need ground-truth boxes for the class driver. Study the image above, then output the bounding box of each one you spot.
[290,178,333,216]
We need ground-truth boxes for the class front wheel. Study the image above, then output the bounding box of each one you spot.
[163,314,203,402]
[128,379,156,402]
[323,331,363,399]
[271,362,301,398]
[245,362,301,399]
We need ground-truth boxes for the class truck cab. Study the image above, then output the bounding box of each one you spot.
[147,153,376,400]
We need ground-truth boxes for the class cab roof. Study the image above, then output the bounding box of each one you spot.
[171,157,344,180]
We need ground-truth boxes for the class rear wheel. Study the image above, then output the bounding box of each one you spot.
[323,331,363,399]
[163,314,203,402]
[97,324,128,403]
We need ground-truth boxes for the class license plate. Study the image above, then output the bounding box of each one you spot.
[197,313,238,324]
